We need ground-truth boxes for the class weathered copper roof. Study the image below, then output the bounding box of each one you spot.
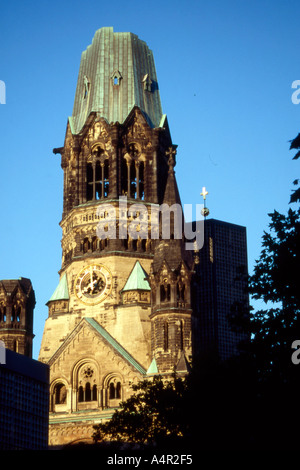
[122,261,151,292]
[47,273,69,303]
[70,27,163,134]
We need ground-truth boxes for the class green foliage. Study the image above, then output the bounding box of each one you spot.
[247,134,300,385]
[289,132,300,202]
[92,376,188,445]
[91,134,300,450]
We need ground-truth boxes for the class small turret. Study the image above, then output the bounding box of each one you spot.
[0,278,35,357]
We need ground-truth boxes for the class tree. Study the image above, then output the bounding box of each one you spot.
[91,134,300,450]
[92,375,189,447]
[289,132,300,203]
[248,134,300,383]
[240,133,300,449]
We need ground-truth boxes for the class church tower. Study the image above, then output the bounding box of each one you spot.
[0,278,35,357]
[39,27,194,446]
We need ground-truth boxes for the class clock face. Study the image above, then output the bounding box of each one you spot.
[75,264,112,305]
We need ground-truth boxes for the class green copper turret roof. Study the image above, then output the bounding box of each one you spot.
[47,273,69,303]
[70,27,163,134]
[147,357,159,375]
[122,261,151,292]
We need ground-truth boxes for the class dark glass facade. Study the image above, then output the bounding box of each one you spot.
[0,348,49,449]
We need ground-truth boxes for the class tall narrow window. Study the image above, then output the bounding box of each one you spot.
[11,305,15,322]
[104,160,109,197]
[95,162,102,200]
[177,283,185,301]
[160,284,166,302]
[55,383,67,404]
[164,322,169,351]
[130,161,137,198]
[87,163,93,201]
[83,238,90,253]
[92,237,98,252]
[166,284,171,301]
[109,379,122,400]
[116,382,121,399]
[85,382,91,402]
[78,386,84,402]
[121,158,128,195]
[139,161,145,199]
[0,306,6,322]
[86,158,109,201]
[180,320,184,350]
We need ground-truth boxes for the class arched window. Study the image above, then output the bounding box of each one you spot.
[160,284,166,302]
[139,161,145,200]
[78,386,84,402]
[121,157,128,195]
[130,161,137,198]
[0,306,5,322]
[141,238,147,252]
[95,161,102,199]
[11,306,15,322]
[167,284,171,301]
[177,283,185,301]
[160,283,170,302]
[92,236,98,252]
[85,382,91,402]
[104,160,109,197]
[86,157,109,201]
[11,305,21,323]
[100,238,108,250]
[109,382,115,399]
[87,163,93,201]
[54,383,67,404]
[77,363,98,405]
[116,382,121,399]
[83,237,90,253]
[108,378,122,400]
[121,144,144,200]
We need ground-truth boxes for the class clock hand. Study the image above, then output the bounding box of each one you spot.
[89,267,94,291]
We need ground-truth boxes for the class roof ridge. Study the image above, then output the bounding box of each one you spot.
[85,318,147,374]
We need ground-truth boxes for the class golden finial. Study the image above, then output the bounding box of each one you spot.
[201,187,208,200]
[201,186,210,217]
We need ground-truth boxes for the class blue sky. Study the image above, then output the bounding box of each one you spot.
[0,0,299,358]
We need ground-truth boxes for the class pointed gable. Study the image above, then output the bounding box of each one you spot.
[48,317,147,376]
[122,261,150,292]
[47,273,69,304]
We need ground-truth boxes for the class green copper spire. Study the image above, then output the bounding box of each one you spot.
[47,273,69,304]
[70,27,163,134]
[122,261,151,292]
